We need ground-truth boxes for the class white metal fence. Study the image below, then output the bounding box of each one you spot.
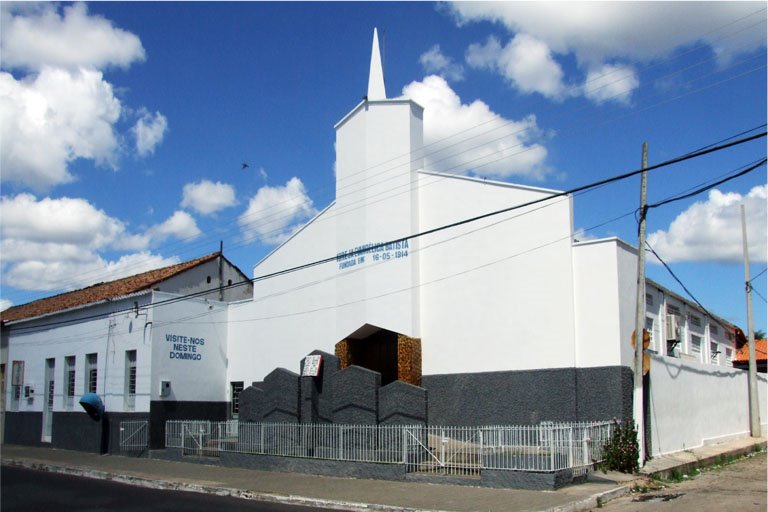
[165,420,614,474]
[119,420,148,451]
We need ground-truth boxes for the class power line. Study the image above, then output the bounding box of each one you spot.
[646,158,766,210]
[8,14,767,300]
[644,241,729,330]
[6,42,766,303]
[750,268,767,282]
[6,131,765,333]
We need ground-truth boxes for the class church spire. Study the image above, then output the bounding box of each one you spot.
[367,28,386,100]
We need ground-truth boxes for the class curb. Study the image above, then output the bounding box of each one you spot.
[640,440,767,481]
[540,484,632,512]
[2,458,449,512]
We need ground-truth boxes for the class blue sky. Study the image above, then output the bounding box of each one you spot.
[1,2,766,333]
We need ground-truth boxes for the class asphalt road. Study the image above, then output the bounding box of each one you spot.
[590,451,767,512]
[1,466,322,512]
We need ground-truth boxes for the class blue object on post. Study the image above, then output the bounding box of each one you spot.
[79,392,105,421]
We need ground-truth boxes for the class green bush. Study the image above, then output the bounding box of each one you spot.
[601,419,639,473]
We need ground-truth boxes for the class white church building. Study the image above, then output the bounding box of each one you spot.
[3,30,763,457]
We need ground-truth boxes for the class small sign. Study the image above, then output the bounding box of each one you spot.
[302,355,322,377]
[11,361,24,386]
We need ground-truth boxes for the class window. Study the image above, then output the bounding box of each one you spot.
[690,315,702,328]
[710,324,719,335]
[230,381,244,417]
[667,304,681,316]
[125,350,137,410]
[10,361,24,411]
[85,353,97,394]
[645,293,654,307]
[725,348,733,365]
[691,335,702,361]
[65,356,76,409]
[645,317,656,351]
[710,342,720,364]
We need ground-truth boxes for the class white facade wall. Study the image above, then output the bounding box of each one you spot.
[418,175,577,374]
[4,294,154,419]
[649,353,767,456]
[151,292,229,402]
[160,258,251,303]
[573,239,625,368]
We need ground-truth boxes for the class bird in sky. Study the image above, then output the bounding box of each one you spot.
[241,163,249,170]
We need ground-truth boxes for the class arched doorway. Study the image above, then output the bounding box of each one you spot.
[335,324,422,386]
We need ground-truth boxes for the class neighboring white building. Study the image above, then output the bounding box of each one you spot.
[1,252,251,451]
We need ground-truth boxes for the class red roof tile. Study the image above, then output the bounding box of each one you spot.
[1,252,220,324]
[734,339,768,363]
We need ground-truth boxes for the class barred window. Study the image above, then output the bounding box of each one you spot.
[65,356,76,408]
[85,353,97,394]
[125,350,137,410]
[230,381,244,416]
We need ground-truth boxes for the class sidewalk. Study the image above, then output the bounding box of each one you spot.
[2,436,765,512]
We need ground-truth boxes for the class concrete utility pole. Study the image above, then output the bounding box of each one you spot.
[633,142,648,465]
[740,204,761,437]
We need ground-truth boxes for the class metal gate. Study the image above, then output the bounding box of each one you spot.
[404,426,482,477]
[119,420,148,451]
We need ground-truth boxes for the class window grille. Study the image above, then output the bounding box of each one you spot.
[65,356,76,408]
[125,350,137,410]
[231,381,244,416]
[85,353,98,394]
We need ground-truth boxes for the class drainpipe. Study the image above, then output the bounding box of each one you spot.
[218,241,224,302]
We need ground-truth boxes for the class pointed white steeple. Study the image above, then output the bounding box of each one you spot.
[367,28,386,100]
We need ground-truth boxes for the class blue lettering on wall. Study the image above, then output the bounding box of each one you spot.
[165,333,206,361]
[336,239,410,270]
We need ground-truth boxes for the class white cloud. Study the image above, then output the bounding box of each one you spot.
[0,67,122,191]
[467,34,568,100]
[181,180,237,215]
[582,63,639,105]
[0,3,166,191]
[4,252,180,292]
[401,75,549,179]
[450,2,765,105]
[0,299,14,312]
[0,193,183,292]
[448,2,766,66]
[238,178,317,245]
[148,210,201,242]
[647,185,767,264]
[1,194,126,249]
[0,2,145,71]
[134,110,168,157]
[420,44,465,82]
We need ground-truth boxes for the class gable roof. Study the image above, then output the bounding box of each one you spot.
[1,252,222,324]
[734,339,768,363]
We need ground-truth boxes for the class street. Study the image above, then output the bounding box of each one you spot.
[1,466,322,512]
[592,451,767,512]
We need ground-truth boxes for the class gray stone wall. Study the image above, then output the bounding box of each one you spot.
[220,452,407,480]
[423,366,632,426]
[378,380,427,425]
[331,365,380,424]
[262,368,300,423]
[299,350,339,423]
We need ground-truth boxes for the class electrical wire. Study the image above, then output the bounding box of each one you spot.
[7,14,766,300]
[5,131,765,333]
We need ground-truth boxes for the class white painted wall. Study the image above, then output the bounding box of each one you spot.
[150,292,228,402]
[573,239,624,368]
[4,293,154,416]
[649,353,767,455]
[417,173,576,374]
